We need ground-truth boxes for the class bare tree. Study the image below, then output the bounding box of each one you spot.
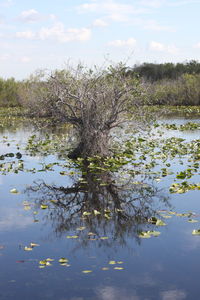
[22,63,146,158]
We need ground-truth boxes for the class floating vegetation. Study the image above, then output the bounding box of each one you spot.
[66,235,79,239]
[169,182,200,194]
[93,209,101,216]
[82,270,92,274]
[138,231,161,238]
[192,230,200,235]
[82,212,91,216]
[40,204,48,209]
[58,258,70,266]
[10,188,19,194]
[155,219,166,226]
[108,261,124,265]
[148,217,166,226]
[30,243,39,247]
[23,201,31,210]
[25,133,71,157]
[24,243,39,251]
[39,258,54,267]
[162,122,200,131]
[76,227,86,231]
[188,219,198,223]
[109,261,117,265]
[24,246,33,251]
[58,258,68,263]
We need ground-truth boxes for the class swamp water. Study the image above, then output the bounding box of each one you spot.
[0,113,200,300]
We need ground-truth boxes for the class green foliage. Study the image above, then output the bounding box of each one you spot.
[0,77,21,107]
[148,74,200,106]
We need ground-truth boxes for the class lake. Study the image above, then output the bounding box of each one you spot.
[0,110,200,300]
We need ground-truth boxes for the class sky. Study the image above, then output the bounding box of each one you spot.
[0,0,200,79]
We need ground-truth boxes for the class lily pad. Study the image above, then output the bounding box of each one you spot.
[40,204,48,209]
[148,230,161,237]
[10,188,19,194]
[156,219,166,226]
[82,212,91,216]
[94,209,101,216]
[66,235,78,239]
[138,232,151,239]
[188,219,198,223]
[24,246,33,251]
[39,260,52,266]
[30,243,39,247]
[109,260,116,265]
[59,258,68,263]
[82,270,92,273]
[76,226,86,231]
[192,229,200,235]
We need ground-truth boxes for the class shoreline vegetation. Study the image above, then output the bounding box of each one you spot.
[0,60,200,109]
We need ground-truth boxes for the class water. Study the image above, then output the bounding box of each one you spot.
[0,116,200,300]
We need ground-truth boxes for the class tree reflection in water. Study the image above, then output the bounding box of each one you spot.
[27,163,169,249]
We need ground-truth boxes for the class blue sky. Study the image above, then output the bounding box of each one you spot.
[0,0,200,79]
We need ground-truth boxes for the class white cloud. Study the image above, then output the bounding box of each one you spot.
[108,13,129,22]
[194,42,200,48]
[150,41,179,54]
[96,286,139,300]
[127,17,175,32]
[143,19,175,32]
[140,0,200,7]
[0,207,33,231]
[167,45,179,54]
[140,0,165,8]
[0,0,13,7]
[77,0,149,23]
[77,1,174,31]
[93,18,108,27]
[15,22,91,43]
[17,9,56,23]
[20,56,31,63]
[18,9,42,23]
[38,23,91,43]
[0,15,5,24]
[49,14,57,22]
[77,2,98,13]
[77,1,141,15]
[160,289,187,300]
[168,0,200,7]
[108,38,136,47]
[0,54,10,61]
[150,41,165,51]
[16,30,36,39]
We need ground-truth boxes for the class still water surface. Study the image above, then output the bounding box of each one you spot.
[0,117,200,300]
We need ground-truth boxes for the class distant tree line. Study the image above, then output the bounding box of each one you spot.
[130,60,200,82]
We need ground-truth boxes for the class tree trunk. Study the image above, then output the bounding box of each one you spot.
[68,128,110,159]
